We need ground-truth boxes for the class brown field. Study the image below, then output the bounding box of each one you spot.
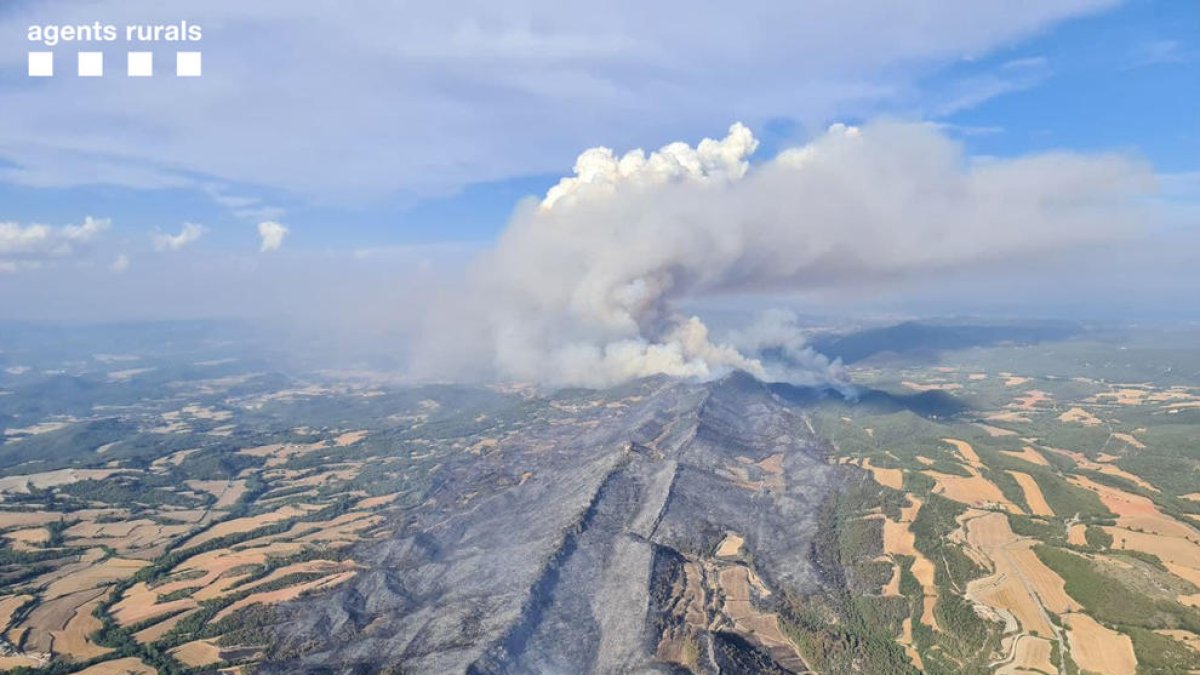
[334,430,368,446]
[859,457,904,490]
[43,556,148,600]
[1063,612,1136,675]
[897,617,923,670]
[240,560,358,594]
[113,541,305,625]
[17,587,108,655]
[111,591,197,627]
[920,440,1023,513]
[998,635,1053,675]
[1110,432,1146,449]
[181,504,311,548]
[1007,471,1054,516]
[0,468,127,493]
[238,441,327,467]
[1053,450,1158,492]
[185,479,248,509]
[152,448,201,469]
[716,533,745,557]
[999,446,1050,467]
[942,438,982,466]
[880,497,939,629]
[1011,390,1051,410]
[0,654,45,670]
[242,511,380,549]
[212,570,356,622]
[1058,407,1102,426]
[1008,546,1079,613]
[158,508,211,524]
[1090,387,1151,406]
[0,511,63,528]
[1067,523,1088,546]
[179,404,232,421]
[716,565,807,671]
[3,420,71,438]
[1183,492,1200,502]
[923,469,1022,513]
[66,519,193,554]
[171,638,223,667]
[963,510,1079,653]
[5,526,49,550]
[975,423,1017,437]
[986,411,1033,423]
[355,493,399,509]
[53,593,111,660]
[286,466,362,488]
[1003,376,1031,387]
[75,656,157,674]
[0,594,32,633]
[133,608,196,644]
[1070,476,1189,537]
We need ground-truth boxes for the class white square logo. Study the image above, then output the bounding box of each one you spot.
[128,52,153,77]
[176,51,202,77]
[28,52,53,77]
[78,52,103,77]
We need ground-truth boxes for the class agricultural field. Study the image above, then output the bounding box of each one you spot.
[0,324,545,674]
[808,326,1200,674]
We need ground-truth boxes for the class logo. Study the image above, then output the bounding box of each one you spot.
[26,21,204,77]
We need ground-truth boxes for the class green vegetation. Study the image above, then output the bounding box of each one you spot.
[1009,513,1059,540]
[1125,626,1200,673]
[909,495,998,672]
[781,482,920,674]
[1083,525,1113,549]
[1034,545,1200,632]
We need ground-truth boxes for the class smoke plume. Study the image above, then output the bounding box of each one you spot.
[418,121,1152,389]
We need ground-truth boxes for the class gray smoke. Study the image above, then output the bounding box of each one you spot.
[417,121,1152,389]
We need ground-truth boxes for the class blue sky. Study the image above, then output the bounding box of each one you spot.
[0,0,1195,320]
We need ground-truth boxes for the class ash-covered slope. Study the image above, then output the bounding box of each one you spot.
[262,373,842,674]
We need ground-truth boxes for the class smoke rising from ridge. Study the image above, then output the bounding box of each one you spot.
[417,121,1152,389]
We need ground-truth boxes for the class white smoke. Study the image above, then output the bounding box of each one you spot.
[418,121,1152,389]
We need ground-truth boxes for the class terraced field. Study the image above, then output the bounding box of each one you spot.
[0,359,532,674]
[0,427,404,672]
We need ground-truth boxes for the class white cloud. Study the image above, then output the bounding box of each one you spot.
[201,184,286,221]
[257,221,289,252]
[416,121,1153,388]
[0,1,1119,198]
[0,216,109,272]
[110,254,130,273]
[153,223,207,252]
[1129,39,1187,68]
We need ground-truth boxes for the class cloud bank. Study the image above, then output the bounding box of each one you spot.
[0,1,1118,197]
[0,216,108,273]
[417,121,1152,389]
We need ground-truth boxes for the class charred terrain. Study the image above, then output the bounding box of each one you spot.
[263,372,840,674]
